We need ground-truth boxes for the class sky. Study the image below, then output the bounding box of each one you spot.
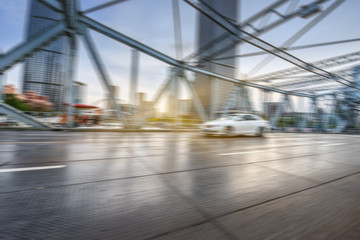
[1,0,360,111]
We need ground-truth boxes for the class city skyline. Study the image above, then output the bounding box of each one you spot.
[1,0,360,112]
[22,0,71,111]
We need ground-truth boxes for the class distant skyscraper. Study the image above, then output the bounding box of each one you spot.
[73,81,86,105]
[22,0,70,111]
[135,92,146,106]
[194,0,238,119]
[106,85,119,110]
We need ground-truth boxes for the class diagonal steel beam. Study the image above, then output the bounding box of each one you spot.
[242,0,290,25]
[155,68,207,121]
[248,0,345,76]
[83,0,129,14]
[151,79,171,106]
[80,15,179,66]
[185,0,359,90]
[80,15,314,98]
[214,38,360,60]
[0,21,66,73]
[186,0,329,63]
[80,26,124,123]
[0,103,52,128]
[253,51,360,82]
[180,73,208,122]
[182,0,292,62]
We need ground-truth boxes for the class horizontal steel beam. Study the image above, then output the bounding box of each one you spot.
[184,64,313,97]
[83,0,129,14]
[0,21,66,73]
[242,0,290,25]
[253,51,360,82]
[215,38,360,60]
[37,0,62,12]
[80,16,179,66]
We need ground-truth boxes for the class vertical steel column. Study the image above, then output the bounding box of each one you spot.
[173,74,180,123]
[210,78,219,119]
[270,94,288,129]
[263,90,271,119]
[81,26,123,122]
[129,49,139,105]
[172,0,183,60]
[262,90,266,118]
[297,96,306,130]
[172,0,183,126]
[330,94,337,114]
[287,95,293,113]
[321,94,334,131]
[65,35,77,127]
[62,0,79,128]
[310,97,318,130]
[242,87,253,113]
[0,49,3,102]
[0,73,3,103]
[237,87,246,112]
[234,87,241,112]
[168,68,179,123]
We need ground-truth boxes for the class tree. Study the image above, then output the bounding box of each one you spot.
[4,94,31,111]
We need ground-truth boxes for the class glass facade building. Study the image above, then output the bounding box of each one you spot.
[194,0,238,119]
[22,0,70,111]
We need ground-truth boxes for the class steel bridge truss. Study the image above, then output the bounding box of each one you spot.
[0,0,358,131]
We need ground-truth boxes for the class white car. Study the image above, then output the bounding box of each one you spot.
[201,114,269,137]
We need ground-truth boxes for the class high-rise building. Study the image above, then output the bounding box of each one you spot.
[73,81,86,105]
[135,92,146,106]
[194,0,238,119]
[22,0,70,111]
[106,85,119,110]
